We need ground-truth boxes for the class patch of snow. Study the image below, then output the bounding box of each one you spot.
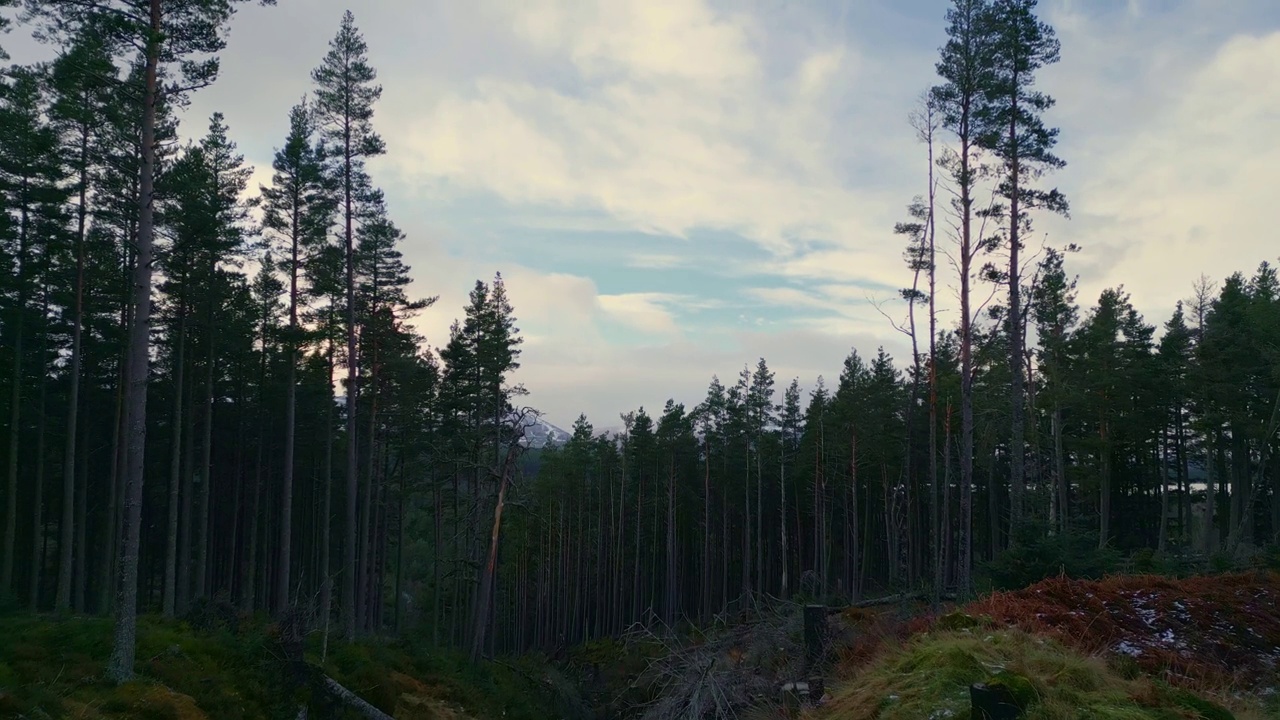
[1115,641,1144,657]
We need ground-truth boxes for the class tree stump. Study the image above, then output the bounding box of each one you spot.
[803,604,827,669]
[970,682,1022,720]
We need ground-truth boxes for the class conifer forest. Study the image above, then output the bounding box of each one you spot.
[0,1,1279,718]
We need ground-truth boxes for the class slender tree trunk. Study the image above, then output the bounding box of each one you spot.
[1099,418,1111,549]
[1159,425,1170,553]
[1053,407,1068,532]
[342,130,360,642]
[849,427,860,601]
[178,393,195,614]
[244,445,263,612]
[357,356,379,631]
[276,229,300,614]
[471,443,521,661]
[779,446,788,598]
[28,298,50,612]
[163,310,187,617]
[320,331,335,640]
[108,4,161,679]
[1,194,29,594]
[927,121,940,601]
[98,306,127,615]
[1007,79,1026,542]
[56,137,90,613]
[1203,442,1216,555]
[195,290,215,601]
[73,438,88,612]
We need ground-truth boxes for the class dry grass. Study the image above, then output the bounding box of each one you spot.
[814,627,1262,720]
[961,571,1280,690]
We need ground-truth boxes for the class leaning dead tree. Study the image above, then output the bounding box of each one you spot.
[469,406,538,662]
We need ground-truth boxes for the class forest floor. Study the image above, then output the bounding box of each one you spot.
[2,571,1277,719]
[811,570,1280,720]
[0,607,572,719]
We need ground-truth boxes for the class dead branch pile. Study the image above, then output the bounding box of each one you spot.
[622,597,834,720]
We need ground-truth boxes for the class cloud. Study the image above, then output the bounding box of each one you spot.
[380,0,873,254]
[1037,15,1280,321]
[30,0,1272,428]
[597,293,684,336]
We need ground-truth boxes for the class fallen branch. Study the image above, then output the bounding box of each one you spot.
[828,592,957,612]
[321,675,394,720]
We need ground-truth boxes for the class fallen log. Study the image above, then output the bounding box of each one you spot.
[826,592,958,612]
[321,674,394,720]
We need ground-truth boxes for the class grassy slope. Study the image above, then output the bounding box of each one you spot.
[0,613,559,719]
[816,572,1280,720]
[818,627,1257,720]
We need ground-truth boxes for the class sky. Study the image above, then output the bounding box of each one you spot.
[8,0,1280,432]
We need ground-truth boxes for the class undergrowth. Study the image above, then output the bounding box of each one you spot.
[0,613,560,719]
[816,627,1261,720]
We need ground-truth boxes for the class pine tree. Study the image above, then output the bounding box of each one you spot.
[260,98,335,615]
[1031,247,1079,533]
[1,66,65,595]
[978,0,1068,537]
[47,30,117,615]
[931,0,996,595]
[311,10,384,640]
[22,0,275,681]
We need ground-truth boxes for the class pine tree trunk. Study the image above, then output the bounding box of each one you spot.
[1,192,29,595]
[98,308,127,615]
[849,427,860,601]
[28,306,49,612]
[472,443,520,661]
[1099,418,1111,549]
[320,332,336,637]
[779,449,788,598]
[163,311,187,617]
[926,104,940,603]
[195,296,215,601]
[73,441,88,612]
[1158,426,1170,553]
[342,136,360,643]
[57,137,90,613]
[1007,78,1026,542]
[178,396,195,615]
[107,5,161,679]
[276,267,299,615]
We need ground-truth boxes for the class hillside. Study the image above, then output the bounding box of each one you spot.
[814,571,1280,720]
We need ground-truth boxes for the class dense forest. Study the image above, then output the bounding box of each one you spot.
[0,0,1278,688]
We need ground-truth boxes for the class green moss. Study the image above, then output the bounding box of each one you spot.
[937,611,995,632]
[985,670,1039,710]
[821,629,1249,720]
[1164,687,1235,720]
[0,614,558,719]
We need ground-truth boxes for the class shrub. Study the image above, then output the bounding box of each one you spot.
[984,521,1120,590]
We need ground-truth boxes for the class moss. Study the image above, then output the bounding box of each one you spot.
[936,611,994,632]
[820,628,1251,720]
[0,615,556,719]
[1164,687,1235,720]
[984,670,1039,710]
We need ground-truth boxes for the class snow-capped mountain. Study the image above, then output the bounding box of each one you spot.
[513,415,571,449]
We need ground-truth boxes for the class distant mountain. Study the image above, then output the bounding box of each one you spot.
[514,414,571,449]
